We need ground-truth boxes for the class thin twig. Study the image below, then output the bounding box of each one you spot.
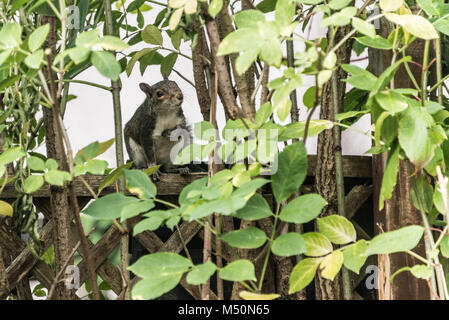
[47,228,95,300]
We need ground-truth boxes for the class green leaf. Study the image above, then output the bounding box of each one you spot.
[235,48,259,75]
[27,156,45,171]
[123,169,157,199]
[318,215,356,244]
[160,52,178,76]
[219,259,256,282]
[96,36,129,51]
[303,86,316,109]
[417,0,441,16]
[0,23,22,49]
[352,17,375,38]
[82,193,140,220]
[355,35,393,50]
[375,90,408,113]
[126,48,156,76]
[342,64,378,91]
[44,170,72,186]
[91,51,121,81]
[97,162,133,195]
[23,175,44,194]
[233,193,273,220]
[0,49,12,66]
[171,28,183,50]
[275,0,295,32]
[208,0,223,18]
[45,158,58,170]
[187,197,246,221]
[271,141,307,203]
[234,10,265,28]
[278,120,333,141]
[440,235,449,258]
[220,227,267,249]
[28,24,50,52]
[24,49,44,69]
[217,29,260,56]
[329,0,352,10]
[303,232,333,257]
[141,25,163,45]
[321,7,357,27]
[129,252,192,300]
[342,240,368,274]
[186,261,217,285]
[335,110,369,121]
[365,225,424,255]
[133,209,178,235]
[289,258,322,293]
[409,265,432,279]
[279,194,327,224]
[76,30,100,50]
[379,143,400,210]
[179,176,208,205]
[121,199,155,221]
[433,184,449,214]
[411,175,433,213]
[385,13,439,40]
[319,250,344,281]
[255,102,273,127]
[318,69,332,87]
[399,106,435,169]
[85,159,108,174]
[434,19,449,36]
[271,233,306,257]
[380,0,403,11]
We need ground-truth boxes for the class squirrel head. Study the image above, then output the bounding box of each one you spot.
[139,80,183,110]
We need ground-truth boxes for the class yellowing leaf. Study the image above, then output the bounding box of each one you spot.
[320,250,344,281]
[380,0,403,12]
[289,258,322,294]
[239,291,280,300]
[385,13,439,40]
[169,0,187,8]
[0,200,13,217]
[169,8,184,30]
[184,0,197,14]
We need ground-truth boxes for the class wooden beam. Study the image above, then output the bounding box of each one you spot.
[0,156,372,199]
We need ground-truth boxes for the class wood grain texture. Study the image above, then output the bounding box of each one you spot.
[0,156,372,199]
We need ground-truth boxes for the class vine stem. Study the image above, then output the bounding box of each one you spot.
[103,0,129,300]
[258,202,281,291]
[407,162,448,300]
[421,40,430,104]
[434,37,444,105]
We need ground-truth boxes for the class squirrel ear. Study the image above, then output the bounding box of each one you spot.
[139,83,152,95]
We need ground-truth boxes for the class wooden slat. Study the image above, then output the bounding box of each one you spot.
[0,156,372,199]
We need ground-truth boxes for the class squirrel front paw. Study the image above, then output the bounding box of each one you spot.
[178,167,190,176]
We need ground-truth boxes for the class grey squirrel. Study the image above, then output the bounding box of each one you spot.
[124,80,193,179]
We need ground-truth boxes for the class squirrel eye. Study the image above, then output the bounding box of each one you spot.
[156,91,164,98]
[177,94,183,100]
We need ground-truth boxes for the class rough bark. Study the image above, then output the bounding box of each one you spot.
[314,25,353,300]
[41,16,75,300]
